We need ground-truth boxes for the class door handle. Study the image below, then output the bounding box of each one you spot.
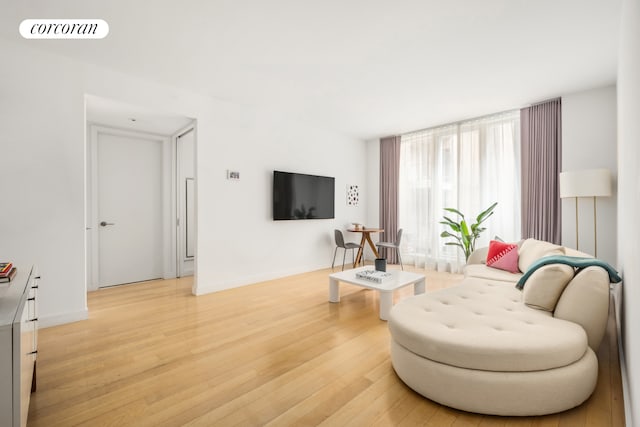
[100,221,115,227]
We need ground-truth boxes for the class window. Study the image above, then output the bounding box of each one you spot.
[398,111,521,272]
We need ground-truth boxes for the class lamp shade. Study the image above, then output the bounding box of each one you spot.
[559,169,612,198]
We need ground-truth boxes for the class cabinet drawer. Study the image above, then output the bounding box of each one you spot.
[19,304,36,427]
[28,275,38,358]
[0,266,38,427]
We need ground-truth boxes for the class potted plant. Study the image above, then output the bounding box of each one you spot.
[440,202,497,261]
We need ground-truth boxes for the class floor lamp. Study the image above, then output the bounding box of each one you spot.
[559,169,612,257]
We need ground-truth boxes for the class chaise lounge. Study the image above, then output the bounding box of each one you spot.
[388,238,618,416]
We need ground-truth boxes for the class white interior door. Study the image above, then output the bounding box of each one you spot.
[97,132,164,287]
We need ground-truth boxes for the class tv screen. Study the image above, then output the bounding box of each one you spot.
[273,171,335,220]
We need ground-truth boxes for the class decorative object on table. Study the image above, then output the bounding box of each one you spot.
[0,262,12,274]
[376,228,404,270]
[332,229,361,271]
[351,222,362,230]
[375,258,387,272]
[440,202,497,261]
[0,262,17,283]
[347,184,359,206]
[355,269,392,284]
[559,169,612,257]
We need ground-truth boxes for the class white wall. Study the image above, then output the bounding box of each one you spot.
[0,38,368,324]
[196,117,368,293]
[0,41,87,326]
[561,85,617,264]
[618,0,640,424]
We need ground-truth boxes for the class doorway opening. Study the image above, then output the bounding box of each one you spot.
[85,94,196,291]
[176,126,196,277]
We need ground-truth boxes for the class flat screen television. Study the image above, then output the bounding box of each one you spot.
[273,171,335,220]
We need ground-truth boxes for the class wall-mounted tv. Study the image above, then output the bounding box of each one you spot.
[273,171,335,220]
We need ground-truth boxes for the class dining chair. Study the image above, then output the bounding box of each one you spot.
[332,229,361,271]
[376,228,404,270]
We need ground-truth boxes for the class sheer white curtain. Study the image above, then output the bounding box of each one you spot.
[399,111,521,272]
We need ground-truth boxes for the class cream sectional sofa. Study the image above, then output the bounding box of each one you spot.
[388,238,614,416]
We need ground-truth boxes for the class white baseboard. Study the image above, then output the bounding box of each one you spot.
[39,308,88,328]
[612,283,634,427]
[194,264,327,296]
[619,346,634,427]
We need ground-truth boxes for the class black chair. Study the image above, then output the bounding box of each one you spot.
[376,228,404,270]
[332,229,361,271]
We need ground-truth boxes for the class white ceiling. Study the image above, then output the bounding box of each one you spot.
[0,0,621,139]
[85,95,193,136]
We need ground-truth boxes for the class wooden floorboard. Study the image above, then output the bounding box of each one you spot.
[27,266,625,426]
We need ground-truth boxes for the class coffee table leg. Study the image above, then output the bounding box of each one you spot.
[329,277,340,303]
[379,291,393,320]
[414,278,425,295]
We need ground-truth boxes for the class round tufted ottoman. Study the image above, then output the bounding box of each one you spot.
[388,277,598,416]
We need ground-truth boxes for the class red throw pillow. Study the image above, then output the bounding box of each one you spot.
[486,240,520,273]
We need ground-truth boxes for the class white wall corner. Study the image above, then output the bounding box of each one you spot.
[561,85,617,264]
[39,309,89,329]
[617,0,640,424]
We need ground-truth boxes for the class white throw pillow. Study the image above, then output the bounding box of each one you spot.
[518,238,564,272]
[522,263,575,311]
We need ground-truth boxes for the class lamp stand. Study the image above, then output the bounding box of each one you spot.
[559,169,611,259]
[573,196,600,258]
[574,197,579,251]
[593,196,598,258]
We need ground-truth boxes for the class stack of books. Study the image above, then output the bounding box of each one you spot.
[355,269,393,284]
[0,262,17,283]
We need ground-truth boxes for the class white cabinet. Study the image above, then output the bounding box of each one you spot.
[0,266,38,427]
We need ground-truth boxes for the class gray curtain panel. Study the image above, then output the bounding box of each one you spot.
[520,98,562,244]
[379,136,401,263]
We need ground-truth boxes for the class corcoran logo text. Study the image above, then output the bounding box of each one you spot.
[19,19,109,39]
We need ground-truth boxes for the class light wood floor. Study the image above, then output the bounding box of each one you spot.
[28,266,625,426]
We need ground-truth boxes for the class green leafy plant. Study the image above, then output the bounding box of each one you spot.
[440,202,498,261]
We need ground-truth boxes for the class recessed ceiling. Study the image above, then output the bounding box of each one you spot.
[0,0,621,139]
[85,95,193,136]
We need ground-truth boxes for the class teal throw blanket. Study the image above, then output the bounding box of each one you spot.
[516,255,622,290]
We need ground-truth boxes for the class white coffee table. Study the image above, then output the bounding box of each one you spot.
[328,267,426,320]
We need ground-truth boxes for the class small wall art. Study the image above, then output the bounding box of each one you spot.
[347,184,359,206]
